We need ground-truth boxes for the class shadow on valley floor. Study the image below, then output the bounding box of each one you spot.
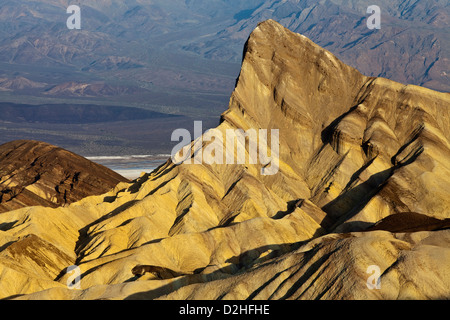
[321,167,394,232]
[320,144,424,233]
[365,212,450,233]
[123,242,309,300]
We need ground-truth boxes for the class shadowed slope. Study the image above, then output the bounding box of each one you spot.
[0,140,129,213]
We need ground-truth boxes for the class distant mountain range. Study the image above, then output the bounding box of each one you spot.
[0,0,448,154]
[1,0,447,92]
[197,0,450,92]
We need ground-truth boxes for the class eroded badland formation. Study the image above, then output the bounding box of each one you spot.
[0,20,449,300]
[0,140,129,214]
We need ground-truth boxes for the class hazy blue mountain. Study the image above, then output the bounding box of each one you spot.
[183,0,449,91]
[0,0,448,155]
